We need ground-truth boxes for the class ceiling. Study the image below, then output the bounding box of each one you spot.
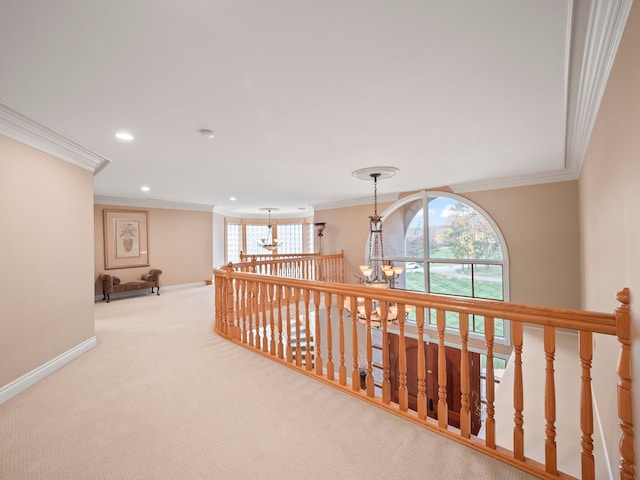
[0,1,629,217]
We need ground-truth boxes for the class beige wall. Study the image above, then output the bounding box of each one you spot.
[579,0,640,470]
[314,201,392,285]
[465,181,580,308]
[0,135,95,387]
[316,181,581,309]
[94,205,213,293]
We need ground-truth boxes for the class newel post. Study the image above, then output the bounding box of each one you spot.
[615,287,635,480]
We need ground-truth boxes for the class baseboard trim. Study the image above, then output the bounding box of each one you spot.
[0,336,97,405]
[94,281,207,302]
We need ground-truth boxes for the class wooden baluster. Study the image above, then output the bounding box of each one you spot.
[398,308,408,411]
[325,292,334,380]
[276,285,284,359]
[416,306,427,420]
[544,325,558,475]
[303,289,312,371]
[351,296,360,391]
[285,287,293,363]
[365,298,374,397]
[294,288,302,367]
[459,312,471,438]
[338,295,347,386]
[268,283,276,356]
[513,320,525,461]
[615,288,635,480]
[239,279,247,343]
[485,316,496,448]
[436,309,448,429]
[314,291,323,375]
[260,283,268,353]
[381,301,391,404]
[247,281,254,347]
[226,277,235,339]
[579,330,595,480]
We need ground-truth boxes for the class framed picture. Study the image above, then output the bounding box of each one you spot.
[103,209,149,269]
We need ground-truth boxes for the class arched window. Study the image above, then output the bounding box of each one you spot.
[378,191,510,339]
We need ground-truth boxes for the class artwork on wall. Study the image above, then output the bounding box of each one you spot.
[103,209,149,269]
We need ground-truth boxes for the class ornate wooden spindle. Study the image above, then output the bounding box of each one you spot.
[398,308,408,411]
[615,288,635,480]
[416,306,427,420]
[338,294,347,386]
[276,285,284,359]
[364,298,374,397]
[224,279,235,338]
[544,325,557,475]
[314,290,323,376]
[351,295,360,391]
[285,286,293,363]
[248,281,255,348]
[259,283,268,352]
[436,309,448,429]
[512,320,525,461]
[236,279,245,342]
[459,312,471,438]
[294,288,302,367]
[579,330,595,480]
[485,316,496,448]
[303,289,312,371]
[268,283,276,356]
[325,292,334,381]
[381,301,391,404]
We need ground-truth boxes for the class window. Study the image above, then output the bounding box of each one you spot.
[378,191,509,339]
[225,219,313,263]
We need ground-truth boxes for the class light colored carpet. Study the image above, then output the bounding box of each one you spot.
[0,286,536,479]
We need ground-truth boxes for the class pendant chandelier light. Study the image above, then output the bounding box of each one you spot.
[258,208,282,252]
[348,167,406,327]
[352,167,403,288]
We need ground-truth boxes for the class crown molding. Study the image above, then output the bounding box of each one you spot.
[565,0,632,174]
[94,196,215,212]
[0,103,110,174]
[313,192,399,212]
[451,167,581,193]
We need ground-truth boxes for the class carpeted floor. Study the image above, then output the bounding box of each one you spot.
[0,286,536,479]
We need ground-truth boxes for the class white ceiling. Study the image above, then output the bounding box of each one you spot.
[0,1,629,216]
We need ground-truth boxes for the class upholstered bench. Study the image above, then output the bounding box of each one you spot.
[99,269,162,303]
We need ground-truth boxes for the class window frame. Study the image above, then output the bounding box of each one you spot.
[375,190,511,344]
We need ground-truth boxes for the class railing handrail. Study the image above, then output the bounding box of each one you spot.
[213,269,616,335]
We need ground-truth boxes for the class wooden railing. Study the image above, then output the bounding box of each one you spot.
[213,256,635,480]
[233,251,344,283]
[239,251,322,262]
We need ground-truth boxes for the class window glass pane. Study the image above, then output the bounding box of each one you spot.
[226,224,241,264]
[245,225,266,255]
[473,264,503,300]
[404,262,425,292]
[276,224,303,254]
[405,207,424,258]
[429,263,472,297]
[428,197,502,260]
[470,315,505,338]
[446,311,460,329]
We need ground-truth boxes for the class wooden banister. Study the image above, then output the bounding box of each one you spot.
[212,259,634,480]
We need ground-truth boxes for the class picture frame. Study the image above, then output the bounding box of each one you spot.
[103,209,149,269]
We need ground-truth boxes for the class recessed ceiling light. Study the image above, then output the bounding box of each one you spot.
[115,132,134,141]
[200,129,215,139]
[229,197,236,201]
[141,186,150,192]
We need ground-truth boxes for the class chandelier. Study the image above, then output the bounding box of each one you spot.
[353,167,403,288]
[258,208,282,252]
[351,297,412,327]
